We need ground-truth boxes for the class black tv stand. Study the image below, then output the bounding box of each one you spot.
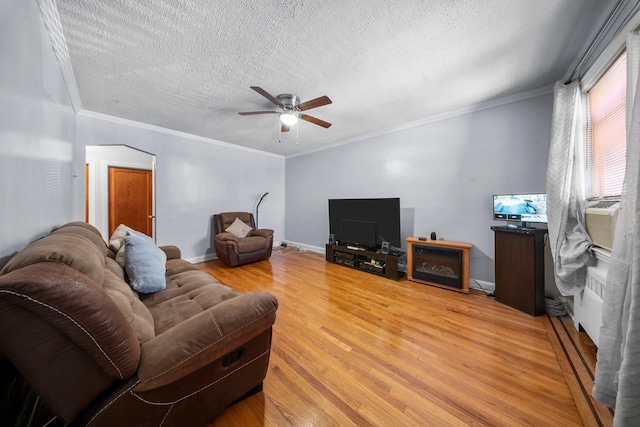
[326,244,405,280]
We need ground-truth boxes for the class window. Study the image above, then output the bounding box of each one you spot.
[586,51,627,199]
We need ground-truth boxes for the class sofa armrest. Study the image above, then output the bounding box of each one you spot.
[251,228,274,238]
[215,232,238,243]
[135,291,278,391]
[158,245,181,260]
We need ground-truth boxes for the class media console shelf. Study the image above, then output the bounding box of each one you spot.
[325,244,405,280]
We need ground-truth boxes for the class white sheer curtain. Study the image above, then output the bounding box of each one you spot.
[593,31,640,427]
[546,80,593,296]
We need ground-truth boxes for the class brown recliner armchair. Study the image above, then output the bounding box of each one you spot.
[213,212,274,267]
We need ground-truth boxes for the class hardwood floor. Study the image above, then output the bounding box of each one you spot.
[198,247,609,426]
[545,315,614,426]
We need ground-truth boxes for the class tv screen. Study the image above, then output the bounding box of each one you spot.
[493,193,547,224]
[340,220,377,249]
[329,198,401,248]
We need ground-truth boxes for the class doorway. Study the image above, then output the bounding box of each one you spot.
[108,166,153,237]
[86,145,156,241]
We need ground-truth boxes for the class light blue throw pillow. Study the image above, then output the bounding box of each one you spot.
[124,232,166,294]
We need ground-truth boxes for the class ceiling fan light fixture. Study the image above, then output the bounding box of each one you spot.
[280,113,298,126]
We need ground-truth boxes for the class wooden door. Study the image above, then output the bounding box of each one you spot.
[108,166,153,237]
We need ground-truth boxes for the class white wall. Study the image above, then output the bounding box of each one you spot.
[0,0,80,266]
[77,114,285,261]
[285,92,554,283]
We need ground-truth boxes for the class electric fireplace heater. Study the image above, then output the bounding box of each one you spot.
[406,238,472,294]
[412,246,463,289]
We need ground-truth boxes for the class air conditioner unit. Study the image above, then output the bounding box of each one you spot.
[586,202,619,250]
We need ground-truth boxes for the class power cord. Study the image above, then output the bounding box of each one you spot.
[545,294,568,316]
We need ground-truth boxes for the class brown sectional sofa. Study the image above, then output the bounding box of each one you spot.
[0,222,278,426]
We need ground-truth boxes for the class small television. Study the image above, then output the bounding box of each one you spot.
[493,193,547,226]
[329,198,401,250]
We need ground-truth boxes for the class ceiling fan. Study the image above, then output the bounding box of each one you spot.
[239,86,332,132]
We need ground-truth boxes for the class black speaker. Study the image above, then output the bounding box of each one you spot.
[430,232,437,240]
[328,234,335,245]
[381,241,390,254]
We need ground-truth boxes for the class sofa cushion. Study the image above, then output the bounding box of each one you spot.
[0,233,105,285]
[105,256,127,283]
[102,270,155,344]
[225,217,252,238]
[52,222,109,257]
[124,233,166,294]
[0,261,141,380]
[115,243,167,270]
[141,260,239,335]
[108,224,137,253]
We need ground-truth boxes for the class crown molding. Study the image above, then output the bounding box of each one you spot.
[286,85,553,159]
[77,110,284,159]
[37,0,552,162]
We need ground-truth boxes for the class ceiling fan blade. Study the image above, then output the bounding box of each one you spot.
[281,123,290,132]
[238,111,278,115]
[300,114,332,128]
[250,86,284,107]
[297,95,332,111]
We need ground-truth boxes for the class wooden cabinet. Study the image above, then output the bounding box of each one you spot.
[492,227,546,316]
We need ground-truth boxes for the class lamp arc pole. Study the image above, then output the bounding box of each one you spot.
[256,192,269,228]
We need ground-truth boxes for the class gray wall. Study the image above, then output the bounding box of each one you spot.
[0,1,285,264]
[0,1,552,278]
[77,115,285,261]
[285,93,553,283]
[0,0,80,265]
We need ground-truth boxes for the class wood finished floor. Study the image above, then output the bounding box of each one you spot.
[197,247,609,427]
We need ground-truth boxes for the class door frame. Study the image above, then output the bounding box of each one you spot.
[86,148,156,241]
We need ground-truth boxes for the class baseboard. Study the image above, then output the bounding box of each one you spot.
[280,241,325,254]
[470,279,495,293]
[185,242,324,264]
[185,253,217,264]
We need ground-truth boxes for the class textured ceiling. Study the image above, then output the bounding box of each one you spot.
[56,0,610,156]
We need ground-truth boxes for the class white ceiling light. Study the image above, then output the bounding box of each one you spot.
[280,113,298,126]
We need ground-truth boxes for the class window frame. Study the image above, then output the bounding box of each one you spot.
[584,50,627,200]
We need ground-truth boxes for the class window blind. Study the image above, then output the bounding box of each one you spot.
[586,52,627,199]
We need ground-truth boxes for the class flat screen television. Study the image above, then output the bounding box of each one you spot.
[328,198,401,249]
[493,193,547,226]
